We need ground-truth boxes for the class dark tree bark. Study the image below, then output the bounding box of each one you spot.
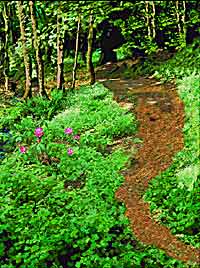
[98,22,123,65]
[87,9,95,85]
[17,1,32,99]
[72,13,81,89]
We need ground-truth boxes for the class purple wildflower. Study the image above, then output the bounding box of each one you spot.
[20,146,26,153]
[73,134,80,140]
[34,127,44,138]
[64,128,73,135]
[67,148,74,156]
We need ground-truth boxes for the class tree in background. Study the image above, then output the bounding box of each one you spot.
[0,0,199,98]
[2,2,9,93]
[56,1,65,90]
[72,12,81,89]
[182,1,187,47]
[29,1,48,98]
[87,8,95,85]
[151,1,156,39]
[145,1,151,39]
[17,1,32,99]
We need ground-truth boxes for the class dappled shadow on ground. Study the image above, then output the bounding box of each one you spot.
[96,68,200,264]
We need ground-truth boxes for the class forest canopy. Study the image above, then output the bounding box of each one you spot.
[0,0,199,98]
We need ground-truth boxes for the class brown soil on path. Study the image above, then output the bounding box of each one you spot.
[96,68,200,264]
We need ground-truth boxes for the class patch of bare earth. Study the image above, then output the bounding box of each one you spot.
[96,67,200,264]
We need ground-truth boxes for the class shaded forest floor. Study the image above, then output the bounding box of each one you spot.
[95,64,200,264]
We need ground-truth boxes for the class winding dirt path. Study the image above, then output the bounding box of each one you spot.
[96,70,200,264]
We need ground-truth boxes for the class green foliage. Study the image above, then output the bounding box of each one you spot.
[128,38,200,80]
[92,49,101,66]
[1,83,193,267]
[1,0,200,92]
[0,83,136,267]
[0,90,70,126]
[154,39,200,81]
[116,43,133,61]
[0,90,72,158]
[144,49,200,249]
[48,84,136,147]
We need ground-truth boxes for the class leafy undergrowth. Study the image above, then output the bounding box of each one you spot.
[153,38,200,81]
[144,48,200,250]
[121,38,200,80]
[1,83,195,268]
[0,90,72,159]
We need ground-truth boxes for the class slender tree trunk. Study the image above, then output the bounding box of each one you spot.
[182,1,186,46]
[17,1,32,99]
[72,13,81,89]
[175,1,181,35]
[87,10,95,85]
[8,4,14,46]
[10,3,17,44]
[3,2,9,92]
[29,0,48,97]
[151,1,156,39]
[56,1,64,90]
[8,3,17,93]
[145,1,151,39]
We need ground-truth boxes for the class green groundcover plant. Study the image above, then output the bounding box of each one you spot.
[1,83,195,268]
[153,38,200,81]
[144,53,200,249]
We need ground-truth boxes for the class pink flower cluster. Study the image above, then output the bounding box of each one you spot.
[19,127,80,157]
[19,146,26,153]
[34,127,44,138]
[19,127,44,153]
[73,134,80,140]
[64,128,81,155]
[67,148,74,156]
[64,128,73,135]
[64,128,80,140]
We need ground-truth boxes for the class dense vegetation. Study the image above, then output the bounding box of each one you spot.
[0,1,199,96]
[1,84,139,267]
[2,81,199,268]
[0,1,199,267]
[144,44,200,250]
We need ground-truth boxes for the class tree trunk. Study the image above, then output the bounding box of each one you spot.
[182,1,186,46]
[17,1,32,99]
[72,13,81,89]
[29,0,48,97]
[3,2,9,92]
[56,2,64,90]
[151,1,156,39]
[87,10,95,85]
[145,1,151,39]
[175,1,181,35]
[10,3,18,44]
